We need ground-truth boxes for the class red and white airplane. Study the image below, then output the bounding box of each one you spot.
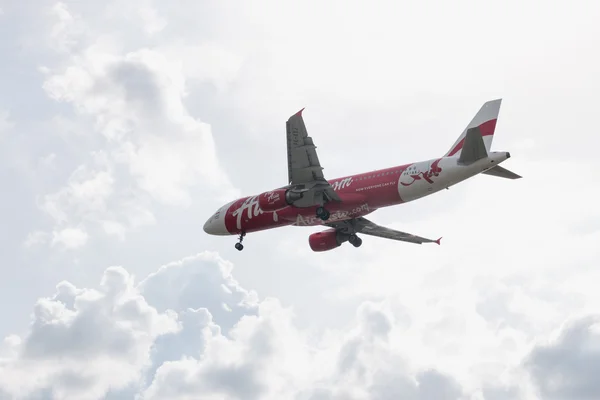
[204,99,521,252]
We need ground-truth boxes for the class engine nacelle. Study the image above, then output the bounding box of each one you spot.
[309,229,342,252]
[257,189,302,212]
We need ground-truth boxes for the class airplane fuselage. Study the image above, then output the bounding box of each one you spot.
[203,151,511,236]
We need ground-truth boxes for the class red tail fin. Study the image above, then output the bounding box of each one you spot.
[444,99,502,157]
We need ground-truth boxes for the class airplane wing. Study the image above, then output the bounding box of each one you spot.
[328,217,441,245]
[286,109,341,205]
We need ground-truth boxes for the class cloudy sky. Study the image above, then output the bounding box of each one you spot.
[1,0,600,399]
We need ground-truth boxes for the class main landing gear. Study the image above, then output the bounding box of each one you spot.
[316,206,330,221]
[348,234,362,248]
[235,231,246,251]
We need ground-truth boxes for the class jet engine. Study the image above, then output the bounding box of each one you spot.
[309,228,363,251]
[257,189,303,212]
[308,229,343,252]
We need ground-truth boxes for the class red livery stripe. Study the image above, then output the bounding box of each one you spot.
[447,119,497,157]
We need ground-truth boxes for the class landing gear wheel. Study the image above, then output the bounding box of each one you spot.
[235,231,246,251]
[348,234,362,248]
[316,206,330,221]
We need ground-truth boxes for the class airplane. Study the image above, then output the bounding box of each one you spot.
[203,99,521,252]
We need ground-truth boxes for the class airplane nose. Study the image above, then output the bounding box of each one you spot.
[203,219,212,234]
[203,214,229,235]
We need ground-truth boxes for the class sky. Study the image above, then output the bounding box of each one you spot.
[1,0,600,399]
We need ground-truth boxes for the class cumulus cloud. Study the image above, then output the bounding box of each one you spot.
[139,252,259,334]
[0,252,491,400]
[9,251,599,400]
[23,230,50,248]
[51,226,88,249]
[525,315,600,400]
[49,2,85,53]
[29,2,238,247]
[0,266,179,400]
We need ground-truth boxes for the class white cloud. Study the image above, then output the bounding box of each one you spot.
[0,253,473,399]
[2,251,597,399]
[0,254,248,398]
[138,6,167,36]
[157,42,243,92]
[28,1,239,248]
[23,230,50,248]
[37,161,134,244]
[50,2,85,53]
[51,227,89,249]
[139,252,259,333]
[100,219,126,241]
[41,21,235,201]
[41,164,114,225]
[0,266,179,400]
[38,153,57,169]
[525,315,600,400]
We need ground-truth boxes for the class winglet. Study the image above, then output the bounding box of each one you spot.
[295,107,305,117]
[435,237,442,245]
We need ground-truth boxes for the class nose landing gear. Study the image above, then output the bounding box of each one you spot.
[235,231,246,251]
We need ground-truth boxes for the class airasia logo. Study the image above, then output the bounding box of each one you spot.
[231,195,279,229]
[232,196,263,229]
[265,191,280,204]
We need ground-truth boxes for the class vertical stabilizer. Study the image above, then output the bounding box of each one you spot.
[445,99,502,157]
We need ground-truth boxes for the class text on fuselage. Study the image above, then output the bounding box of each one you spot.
[295,203,370,226]
[231,195,282,229]
[331,177,353,191]
[232,196,263,229]
[265,191,280,203]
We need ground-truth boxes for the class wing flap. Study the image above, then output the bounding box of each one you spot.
[328,217,441,245]
[355,217,441,245]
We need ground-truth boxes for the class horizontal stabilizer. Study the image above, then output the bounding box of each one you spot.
[482,165,522,179]
[458,127,488,165]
